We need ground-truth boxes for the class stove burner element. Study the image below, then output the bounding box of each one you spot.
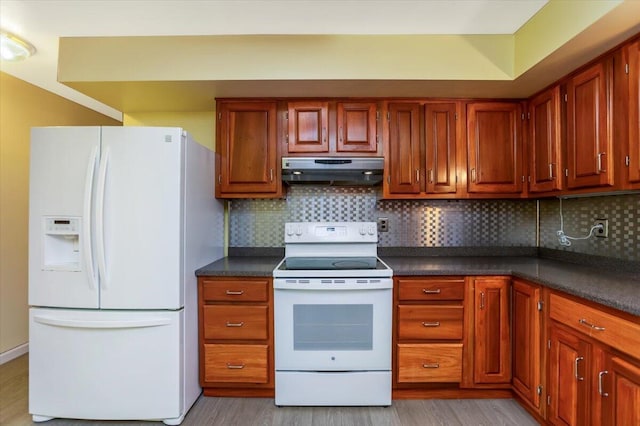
[284,256,377,270]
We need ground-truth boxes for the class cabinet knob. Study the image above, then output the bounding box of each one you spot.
[226,363,245,369]
[422,321,441,327]
[598,370,609,397]
[422,288,441,294]
[225,290,244,296]
[574,356,585,381]
[422,363,440,369]
[597,152,606,173]
[225,321,244,327]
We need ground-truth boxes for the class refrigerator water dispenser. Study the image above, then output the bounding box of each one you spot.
[42,217,81,271]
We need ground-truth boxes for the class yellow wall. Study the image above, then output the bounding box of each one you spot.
[0,72,120,357]
[123,111,216,150]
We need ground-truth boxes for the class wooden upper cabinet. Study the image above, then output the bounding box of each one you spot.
[528,86,563,193]
[472,276,511,385]
[626,39,640,187]
[286,101,329,153]
[336,102,378,153]
[466,102,523,194]
[425,103,458,194]
[216,101,280,198]
[565,59,614,189]
[385,102,421,194]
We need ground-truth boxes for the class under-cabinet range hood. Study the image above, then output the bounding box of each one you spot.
[281,157,384,185]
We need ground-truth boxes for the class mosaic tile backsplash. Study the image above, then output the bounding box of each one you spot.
[229,186,537,248]
[228,186,640,261]
[539,193,640,262]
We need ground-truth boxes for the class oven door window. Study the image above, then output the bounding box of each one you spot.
[274,287,392,371]
[293,304,373,351]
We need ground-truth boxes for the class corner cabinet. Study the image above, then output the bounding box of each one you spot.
[528,86,563,194]
[466,102,524,195]
[215,101,281,198]
[565,58,615,190]
[198,277,274,397]
[625,39,640,188]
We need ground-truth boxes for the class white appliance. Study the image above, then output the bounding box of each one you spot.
[28,126,223,425]
[273,222,393,406]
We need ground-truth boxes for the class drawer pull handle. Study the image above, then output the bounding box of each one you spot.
[225,290,244,295]
[226,363,245,369]
[422,289,441,294]
[579,318,605,331]
[574,356,584,381]
[422,363,440,369]
[422,321,441,327]
[225,322,244,327]
[598,370,609,397]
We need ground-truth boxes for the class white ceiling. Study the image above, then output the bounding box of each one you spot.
[0,0,547,120]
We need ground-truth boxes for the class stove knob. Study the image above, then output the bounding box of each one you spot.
[295,226,303,236]
[286,225,294,236]
[359,226,366,235]
[367,225,375,235]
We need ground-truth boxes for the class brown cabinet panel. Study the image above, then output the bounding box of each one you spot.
[397,343,463,383]
[425,103,458,193]
[512,280,542,412]
[202,279,269,302]
[397,278,465,301]
[216,101,279,197]
[287,101,329,153]
[397,305,463,340]
[627,40,640,186]
[336,102,378,153]
[467,102,523,194]
[203,344,269,384]
[565,60,614,189]
[203,305,268,340]
[386,102,421,194]
[602,355,640,426]
[473,277,511,384]
[548,324,592,426]
[528,86,563,193]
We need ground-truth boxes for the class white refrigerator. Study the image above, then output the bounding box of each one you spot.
[28,126,223,425]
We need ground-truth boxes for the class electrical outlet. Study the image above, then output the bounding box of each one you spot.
[377,217,389,232]
[594,219,608,238]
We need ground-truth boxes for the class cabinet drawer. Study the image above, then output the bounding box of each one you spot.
[397,305,463,340]
[549,293,640,358]
[397,278,465,301]
[202,279,269,302]
[203,344,269,383]
[203,305,268,340]
[397,343,462,383]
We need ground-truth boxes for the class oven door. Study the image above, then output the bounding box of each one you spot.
[274,279,392,371]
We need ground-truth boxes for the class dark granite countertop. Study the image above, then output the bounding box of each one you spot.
[196,251,640,316]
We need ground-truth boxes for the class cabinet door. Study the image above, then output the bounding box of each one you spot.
[601,355,640,426]
[528,87,562,193]
[566,60,614,189]
[287,101,329,153]
[467,102,523,193]
[473,277,511,384]
[627,40,640,186]
[336,102,378,153]
[548,324,591,426]
[386,102,421,194]
[217,101,279,197]
[425,103,458,194]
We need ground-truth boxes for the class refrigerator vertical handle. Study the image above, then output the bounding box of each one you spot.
[83,146,99,289]
[96,147,109,289]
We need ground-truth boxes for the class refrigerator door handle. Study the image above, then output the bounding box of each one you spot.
[83,146,99,289]
[96,147,109,289]
[33,315,172,329]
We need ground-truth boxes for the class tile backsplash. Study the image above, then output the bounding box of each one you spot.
[229,186,536,248]
[228,186,640,262]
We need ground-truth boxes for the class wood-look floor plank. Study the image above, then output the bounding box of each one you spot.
[1,355,539,425]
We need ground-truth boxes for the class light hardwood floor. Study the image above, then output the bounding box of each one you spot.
[1,355,539,425]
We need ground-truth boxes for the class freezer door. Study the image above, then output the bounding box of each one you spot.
[29,308,184,422]
[98,127,184,309]
[29,127,101,308]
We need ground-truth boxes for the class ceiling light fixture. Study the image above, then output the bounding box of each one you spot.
[1,30,36,61]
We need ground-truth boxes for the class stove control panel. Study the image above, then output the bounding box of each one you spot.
[284,222,378,243]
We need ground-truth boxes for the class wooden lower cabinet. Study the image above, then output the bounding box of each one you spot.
[397,343,463,383]
[198,276,274,397]
[547,291,640,426]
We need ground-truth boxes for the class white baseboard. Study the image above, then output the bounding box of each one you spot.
[0,343,29,365]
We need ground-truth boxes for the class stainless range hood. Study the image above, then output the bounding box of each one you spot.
[281,157,384,185]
